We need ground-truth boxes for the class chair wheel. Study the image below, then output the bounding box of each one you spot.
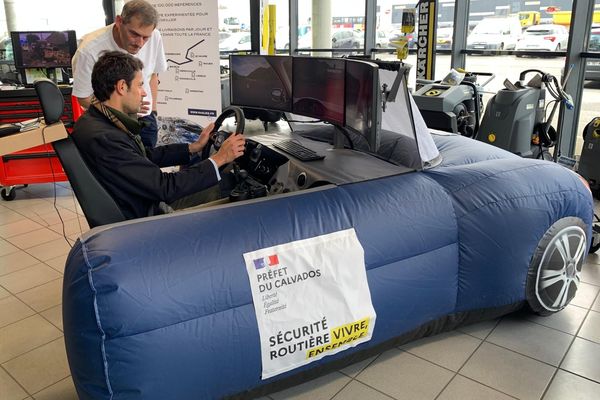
[1,187,16,201]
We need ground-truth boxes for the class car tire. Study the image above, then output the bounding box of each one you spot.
[526,217,588,316]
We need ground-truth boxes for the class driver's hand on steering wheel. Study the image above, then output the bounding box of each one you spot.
[188,122,215,154]
[210,133,246,167]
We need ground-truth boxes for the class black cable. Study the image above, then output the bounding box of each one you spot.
[40,124,74,249]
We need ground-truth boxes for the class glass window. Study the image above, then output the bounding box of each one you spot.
[5,0,105,39]
[218,0,251,52]
[375,0,455,85]
[297,0,366,56]
[577,0,600,156]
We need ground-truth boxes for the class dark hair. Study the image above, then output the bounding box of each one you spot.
[121,0,159,27]
[91,51,144,101]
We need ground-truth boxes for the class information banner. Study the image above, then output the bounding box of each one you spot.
[416,0,437,81]
[244,229,376,379]
[150,0,221,129]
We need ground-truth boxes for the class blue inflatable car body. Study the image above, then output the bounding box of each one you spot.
[63,134,593,399]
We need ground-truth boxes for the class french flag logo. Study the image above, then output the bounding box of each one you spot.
[253,254,279,270]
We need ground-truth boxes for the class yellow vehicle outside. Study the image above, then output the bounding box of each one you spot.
[518,11,540,28]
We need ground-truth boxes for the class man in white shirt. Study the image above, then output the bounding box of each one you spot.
[72,0,167,147]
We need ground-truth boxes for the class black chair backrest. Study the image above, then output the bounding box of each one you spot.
[33,78,64,124]
[52,137,126,228]
[33,78,126,228]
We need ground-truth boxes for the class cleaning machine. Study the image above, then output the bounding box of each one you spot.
[578,117,600,194]
[477,69,573,160]
[413,71,494,138]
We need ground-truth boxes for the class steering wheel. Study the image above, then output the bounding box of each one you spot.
[201,106,246,160]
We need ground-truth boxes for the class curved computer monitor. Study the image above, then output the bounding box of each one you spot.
[230,55,293,112]
[345,59,381,152]
[10,31,77,69]
[292,57,345,126]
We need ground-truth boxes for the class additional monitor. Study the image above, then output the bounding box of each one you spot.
[10,31,77,69]
[292,57,345,126]
[230,55,293,112]
[345,59,381,152]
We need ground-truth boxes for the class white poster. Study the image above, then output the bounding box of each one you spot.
[244,229,377,379]
[150,1,221,128]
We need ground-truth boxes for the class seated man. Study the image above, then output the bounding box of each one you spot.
[72,51,245,220]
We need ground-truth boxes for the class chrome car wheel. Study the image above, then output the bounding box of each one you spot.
[527,218,587,315]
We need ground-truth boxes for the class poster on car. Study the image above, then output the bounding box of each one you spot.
[243,228,377,379]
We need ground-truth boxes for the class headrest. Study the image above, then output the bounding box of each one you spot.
[34,79,65,125]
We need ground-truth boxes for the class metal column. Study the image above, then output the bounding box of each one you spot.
[365,0,377,56]
[450,0,469,70]
[557,0,595,157]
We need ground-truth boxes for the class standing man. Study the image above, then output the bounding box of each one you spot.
[72,0,167,147]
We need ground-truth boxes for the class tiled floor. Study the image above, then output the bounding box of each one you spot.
[1,181,599,400]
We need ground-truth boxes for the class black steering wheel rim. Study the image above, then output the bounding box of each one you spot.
[201,106,245,160]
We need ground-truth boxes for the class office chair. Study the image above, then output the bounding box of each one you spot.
[34,78,126,228]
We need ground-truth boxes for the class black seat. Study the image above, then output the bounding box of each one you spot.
[34,78,126,228]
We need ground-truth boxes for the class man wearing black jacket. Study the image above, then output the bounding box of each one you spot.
[72,51,245,220]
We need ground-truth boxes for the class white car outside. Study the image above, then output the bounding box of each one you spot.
[515,24,569,53]
[467,16,522,51]
[219,32,251,52]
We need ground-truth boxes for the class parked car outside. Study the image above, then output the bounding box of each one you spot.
[388,30,416,49]
[331,28,362,50]
[376,30,390,48]
[586,25,600,81]
[436,26,453,50]
[0,36,13,61]
[219,32,251,52]
[515,24,569,54]
[467,16,522,51]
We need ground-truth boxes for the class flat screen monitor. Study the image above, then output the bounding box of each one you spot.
[345,59,381,152]
[10,30,77,69]
[292,57,345,126]
[230,55,292,112]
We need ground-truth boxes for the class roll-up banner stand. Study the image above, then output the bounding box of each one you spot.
[416,0,437,82]
[150,0,221,144]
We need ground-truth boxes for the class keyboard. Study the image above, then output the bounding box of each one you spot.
[273,140,325,161]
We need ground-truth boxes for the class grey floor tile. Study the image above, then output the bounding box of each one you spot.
[437,375,515,400]
[0,251,41,277]
[0,315,62,363]
[457,318,499,340]
[0,239,19,257]
[32,376,78,400]
[581,262,600,286]
[269,372,351,400]
[2,338,70,394]
[593,295,600,313]
[460,342,556,400]
[486,317,573,366]
[0,264,61,294]
[0,366,28,400]
[527,305,588,335]
[331,380,393,400]
[25,238,72,262]
[400,330,481,371]
[356,348,453,400]
[0,219,44,239]
[6,228,63,251]
[16,279,62,313]
[0,209,28,226]
[569,282,599,309]
[0,296,35,328]
[339,355,378,378]
[543,369,600,400]
[44,255,68,274]
[40,305,63,331]
[577,310,600,344]
[561,337,600,383]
